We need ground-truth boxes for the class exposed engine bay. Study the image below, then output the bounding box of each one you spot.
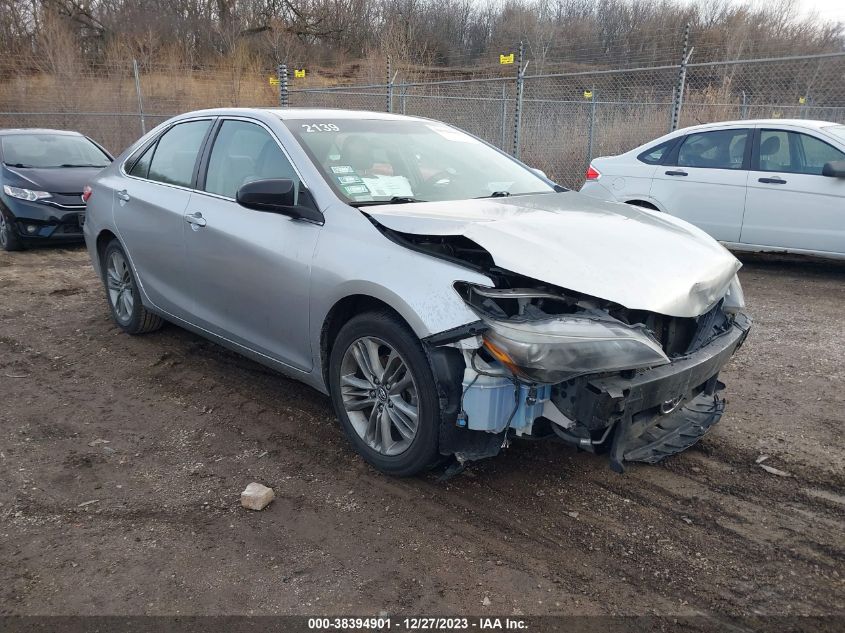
[375,221,752,472]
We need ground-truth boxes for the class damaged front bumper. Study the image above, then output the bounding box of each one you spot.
[431,311,751,471]
[557,311,751,471]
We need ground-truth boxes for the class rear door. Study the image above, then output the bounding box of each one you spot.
[741,127,845,254]
[116,118,213,317]
[649,127,750,241]
[182,117,322,371]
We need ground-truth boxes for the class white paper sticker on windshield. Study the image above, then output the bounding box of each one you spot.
[426,124,479,144]
[331,165,355,174]
[361,175,415,198]
[343,184,370,195]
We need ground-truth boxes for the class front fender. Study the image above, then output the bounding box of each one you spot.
[309,204,491,358]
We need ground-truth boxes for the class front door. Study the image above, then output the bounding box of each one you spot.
[742,128,845,254]
[182,118,321,371]
[649,127,750,242]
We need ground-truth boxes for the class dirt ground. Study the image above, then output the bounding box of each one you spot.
[0,245,843,618]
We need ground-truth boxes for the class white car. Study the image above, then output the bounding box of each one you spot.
[580,119,845,259]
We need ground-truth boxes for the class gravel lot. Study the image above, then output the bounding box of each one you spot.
[1,246,843,618]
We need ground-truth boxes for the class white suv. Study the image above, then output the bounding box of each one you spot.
[580,119,845,259]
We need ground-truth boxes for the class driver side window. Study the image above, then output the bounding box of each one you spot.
[204,120,299,200]
[759,129,845,175]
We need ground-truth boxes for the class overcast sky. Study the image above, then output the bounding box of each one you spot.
[799,0,845,23]
[671,0,845,24]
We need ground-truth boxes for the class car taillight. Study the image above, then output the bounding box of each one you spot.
[81,185,92,203]
[585,165,601,180]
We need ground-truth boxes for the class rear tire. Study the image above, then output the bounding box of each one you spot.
[0,211,23,252]
[102,239,163,335]
[328,311,441,476]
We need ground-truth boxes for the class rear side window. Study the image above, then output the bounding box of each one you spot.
[147,120,211,187]
[759,129,845,175]
[637,139,675,165]
[129,143,155,178]
[204,120,299,199]
[677,129,748,170]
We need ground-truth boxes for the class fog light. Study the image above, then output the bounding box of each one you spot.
[26,224,38,234]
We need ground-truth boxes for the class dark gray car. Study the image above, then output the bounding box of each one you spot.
[83,108,751,476]
[0,129,111,250]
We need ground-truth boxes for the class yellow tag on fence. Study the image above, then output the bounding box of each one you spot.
[583,90,593,99]
[499,53,514,65]
[294,69,306,78]
[268,76,279,86]
[798,96,806,105]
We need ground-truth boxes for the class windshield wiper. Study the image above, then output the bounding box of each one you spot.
[352,196,428,207]
[4,162,34,168]
[476,191,511,198]
[59,163,108,168]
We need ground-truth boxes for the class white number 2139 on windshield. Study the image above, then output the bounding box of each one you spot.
[301,123,340,133]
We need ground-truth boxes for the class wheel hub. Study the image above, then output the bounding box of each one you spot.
[339,336,420,457]
[376,386,388,402]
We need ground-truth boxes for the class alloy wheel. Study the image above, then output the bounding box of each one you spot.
[106,250,134,322]
[0,214,8,248]
[339,336,420,456]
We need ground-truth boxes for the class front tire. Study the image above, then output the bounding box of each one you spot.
[328,311,441,476]
[102,239,163,335]
[0,211,23,251]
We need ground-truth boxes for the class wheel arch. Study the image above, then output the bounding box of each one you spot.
[319,294,414,388]
[96,229,119,263]
[625,199,661,211]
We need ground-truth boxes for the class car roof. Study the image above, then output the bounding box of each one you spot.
[677,119,839,133]
[0,128,85,137]
[174,107,429,123]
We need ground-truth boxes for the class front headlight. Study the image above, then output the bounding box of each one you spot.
[482,313,670,383]
[2,185,52,201]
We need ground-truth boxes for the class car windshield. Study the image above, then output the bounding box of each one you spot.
[823,125,845,145]
[284,118,555,205]
[1,134,111,168]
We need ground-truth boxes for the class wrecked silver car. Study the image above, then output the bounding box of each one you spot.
[83,108,751,476]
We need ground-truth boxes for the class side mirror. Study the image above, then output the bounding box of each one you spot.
[530,167,548,179]
[822,161,845,178]
[236,178,323,223]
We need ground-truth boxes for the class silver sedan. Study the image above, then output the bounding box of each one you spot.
[83,108,751,476]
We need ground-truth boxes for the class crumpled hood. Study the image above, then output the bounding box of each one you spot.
[365,191,741,318]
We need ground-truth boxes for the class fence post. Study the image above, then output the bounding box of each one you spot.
[668,86,676,132]
[132,59,146,135]
[670,23,691,131]
[512,41,525,158]
[501,84,508,149]
[386,55,393,113]
[586,88,596,170]
[278,63,288,107]
[741,90,748,119]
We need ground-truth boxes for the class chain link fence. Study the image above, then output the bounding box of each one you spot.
[289,52,845,188]
[1,52,843,189]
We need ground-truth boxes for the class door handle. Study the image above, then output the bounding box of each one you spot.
[116,190,130,202]
[758,177,787,184]
[665,170,688,176]
[185,212,207,229]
